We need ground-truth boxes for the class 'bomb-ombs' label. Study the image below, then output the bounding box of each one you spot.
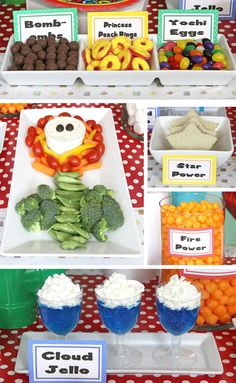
[168,228,214,256]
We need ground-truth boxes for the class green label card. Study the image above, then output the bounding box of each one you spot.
[158,9,218,45]
[13,8,78,42]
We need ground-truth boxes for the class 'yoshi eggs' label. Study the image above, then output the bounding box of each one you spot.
[168,228,214,257]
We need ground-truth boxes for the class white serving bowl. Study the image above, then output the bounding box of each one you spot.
[149,115,234,168]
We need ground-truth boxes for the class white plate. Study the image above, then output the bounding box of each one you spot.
[0,121,7,153]
[78,34,159,86]
[1,107,142,257]
[157,35,236,86]
[150,115,234,168]
[15,331,223,375]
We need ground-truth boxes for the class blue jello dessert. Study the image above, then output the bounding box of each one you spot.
[97,300,141,335]
[157,300,199,336]
[38,301,82,336]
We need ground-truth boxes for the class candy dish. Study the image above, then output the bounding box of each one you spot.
[1,35,80,86]
[78,34,159,86]
[16,331,223,375]
[157,35,236,86]
[150,115,233,168]
[1,107,141,257]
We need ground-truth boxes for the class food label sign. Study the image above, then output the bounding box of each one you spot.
[168,228,214,257]
[162,155,217,185]
[13,9,78,42]
[87,11,148,47]
[28,340,106,383]
[180,0,236,20]
[158,9,218,45]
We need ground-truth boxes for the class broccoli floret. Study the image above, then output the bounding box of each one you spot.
[15,198,26,216]
[102,195,124,231]
[21,208,41,232]
[37,184,55,200]
[85,189,103,203]
[80,199,103,232]
[93,185,108,195]
[24,194,41,211]
[92,218,108,242]
[40,199,60,230]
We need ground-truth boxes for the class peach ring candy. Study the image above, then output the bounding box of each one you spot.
[86,63,95,71]
[91,60,101,70]
[82,48,92,65]
[130,46,150,60]
[132,57,150,70]
[100,54,121,70]
[117,49,132,70]
[92,39,111,60]
[133,37,154,52]
[111,36,131,55]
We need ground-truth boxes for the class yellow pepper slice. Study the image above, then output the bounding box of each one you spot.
[89,129,97,140]
[59,143,97,164]
[34,132,45,143]
[40,139,60,159]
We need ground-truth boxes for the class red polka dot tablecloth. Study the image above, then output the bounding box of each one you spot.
[0,274,235,383]
[0,1,235,53]
[0,102,144,209]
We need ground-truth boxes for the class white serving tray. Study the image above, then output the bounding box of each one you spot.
[15,331,223,375]
[78,35,159,86]
[0,121,7,153]
[157,34,236,86]
[1,107,141,257]
[150,115,234,168]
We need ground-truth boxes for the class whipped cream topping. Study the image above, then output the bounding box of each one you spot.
[157,274,201,310]
[95,273,145,308]
[37,273,82,308]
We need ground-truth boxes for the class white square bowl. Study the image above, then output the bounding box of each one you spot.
[1,35,80,86]
[157,34,236,86]
[149,115,234,168]
[78,34,159,86]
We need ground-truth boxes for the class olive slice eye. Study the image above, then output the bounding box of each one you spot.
[66,124,74,131]
[56,124,64,132]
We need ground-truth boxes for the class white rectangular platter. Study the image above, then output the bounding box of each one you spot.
[1,107,142,257]
[0,121,7,153]
[150,115,234,168]
[15,331,223,375]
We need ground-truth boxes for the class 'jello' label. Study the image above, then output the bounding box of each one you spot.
[168,228,214,257]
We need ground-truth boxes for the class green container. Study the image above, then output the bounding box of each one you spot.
[0,269,64,329]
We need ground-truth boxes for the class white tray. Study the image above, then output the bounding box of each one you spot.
[0,121,7,153]
[157,34,236,86]
[1,107,141,257]
[150,115,234,168]
[15,331,223,375]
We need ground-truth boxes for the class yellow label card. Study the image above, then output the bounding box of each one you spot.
[87,11,148,47]
[162,155,217,185]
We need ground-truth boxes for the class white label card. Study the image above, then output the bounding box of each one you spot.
[169,228,214,256]
[180,0,236,20]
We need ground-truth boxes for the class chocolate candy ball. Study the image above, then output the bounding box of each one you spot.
[46,52,57,61]
[57,53,67,62]
[36,63,46,71]
[23,63,34,70]
[9,65,21,71]
[31,44,42,53]
[67,56,77,66]
[65,65,76,70]
[11,41,22,55]
[21,45,31,56]
[37,39,47,49]
[46,46,56,54]
[46,62,58,70]
[68,50,78,58]
[58,44,69,52]
[57,60,67,70]
[14,54,24,66]
[68,41,79,51]
[37,50,46,60]
[26,36,36,47]
[59,37,69,45]
[25,53,37,62]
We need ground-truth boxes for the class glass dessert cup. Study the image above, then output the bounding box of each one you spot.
[96,291,142,369]
[38,289,83,339]
[153,283,201,369]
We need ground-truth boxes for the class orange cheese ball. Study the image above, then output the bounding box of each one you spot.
[0,103,28,113]
[161,200,224,265]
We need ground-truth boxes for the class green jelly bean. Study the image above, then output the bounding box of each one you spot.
[57,182,87,191]
[51,223,78,235]
[61,240,86,250]
[56,214,80,223]
[212,49,224,55]
[185,45,195,52]
[57,171,80,179]
[56,196,80,209]
[165,50,174,57]
[68,223,91,240]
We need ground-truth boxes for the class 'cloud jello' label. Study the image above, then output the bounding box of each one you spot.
[168,228,214,257]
